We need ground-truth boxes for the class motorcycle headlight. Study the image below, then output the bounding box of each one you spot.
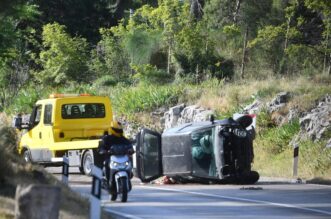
[111,161,128,169]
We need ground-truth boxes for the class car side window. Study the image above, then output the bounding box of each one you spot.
[34,106,42,124]
[29,105,42,129]
[191,128,217,178]
[44,104,53,125]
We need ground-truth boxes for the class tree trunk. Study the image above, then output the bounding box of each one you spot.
[240,27,248,79]
[233,0,242,24]
[196,63,199,83]
[167,45,171,74]
[328,53,331,75]
[323,21,329,75]
[284,18,291,52]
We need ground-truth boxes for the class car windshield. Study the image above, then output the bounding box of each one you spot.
[61,103,105,119]
[191,127,218,179]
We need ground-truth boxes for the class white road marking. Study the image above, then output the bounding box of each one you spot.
[307,183,331,188]
[103,208,144,219]
[141,186,331,216]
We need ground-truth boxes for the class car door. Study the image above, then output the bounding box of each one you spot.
[28,104,43,148]
[135,128,163,182]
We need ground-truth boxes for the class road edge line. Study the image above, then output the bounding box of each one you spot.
[142,186,331,216]
[103,207,144,219]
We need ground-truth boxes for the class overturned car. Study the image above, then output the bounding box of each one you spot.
[135,115,260,184]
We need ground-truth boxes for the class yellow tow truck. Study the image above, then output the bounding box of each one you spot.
[13,93,113,175]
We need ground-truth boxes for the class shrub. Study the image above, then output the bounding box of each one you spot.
[132,64,173,85]
[5,86,43,115]
[299,140,331,178]
[256,120,300,154]
[0,122,19,183]
[108,84,184,117]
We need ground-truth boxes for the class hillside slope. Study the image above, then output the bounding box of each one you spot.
[113,76,331,181]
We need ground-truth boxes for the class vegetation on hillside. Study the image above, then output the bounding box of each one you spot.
[1,0,330,112]
[0,0,330,181]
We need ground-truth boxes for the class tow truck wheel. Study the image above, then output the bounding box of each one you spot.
[23,149,31,163]
[82,150,93,176]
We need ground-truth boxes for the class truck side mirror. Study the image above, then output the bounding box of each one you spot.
[12,115,22,130]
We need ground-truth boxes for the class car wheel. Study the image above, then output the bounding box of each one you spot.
[23,149,31,163]
[82,150,94,176]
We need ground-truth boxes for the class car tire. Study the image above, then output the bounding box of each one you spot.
[82,150,94,176]
[23,149,31,163]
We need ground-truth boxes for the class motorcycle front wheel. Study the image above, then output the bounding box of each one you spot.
[110,192,117,201]
[118,177,128,202]
[109,179,117,201]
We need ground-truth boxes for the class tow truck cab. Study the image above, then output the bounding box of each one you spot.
[14,93,113,175]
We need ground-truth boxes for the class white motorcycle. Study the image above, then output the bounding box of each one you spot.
[102,144,134,202]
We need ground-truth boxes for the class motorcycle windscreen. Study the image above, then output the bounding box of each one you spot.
[135,128,163,182]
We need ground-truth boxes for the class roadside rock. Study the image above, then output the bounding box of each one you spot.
[15,184,61,219]
[266,92,292,125]
[163,104,214,130]
[124,122,142,140]
[327,139,331,148]
[163,104,186,130]
[266,92,292,113]
[242,100,264,114]
[287,107,300,122]
[298,94,331,142]
[178,105,214,124]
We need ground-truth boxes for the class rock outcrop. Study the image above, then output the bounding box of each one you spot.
[163,104,214,130]
[125,92,330,149]
[242,100,264,114]
[15,184,61,219]
[242,93,330,147]
[267,92,292,113]
[298,95,331,141]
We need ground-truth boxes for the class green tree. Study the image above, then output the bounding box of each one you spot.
[89,27,131,85]
[249,0,328,75]
[304,0,331,74]
[204,0,273,78]
[0,1,39,111]
[37,23,89,86]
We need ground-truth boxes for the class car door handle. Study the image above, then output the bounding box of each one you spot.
[39,132,42,139]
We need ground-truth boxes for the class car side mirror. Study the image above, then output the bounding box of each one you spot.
[12,115,22,130]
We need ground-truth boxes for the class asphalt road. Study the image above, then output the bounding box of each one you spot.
[48,167,331,219]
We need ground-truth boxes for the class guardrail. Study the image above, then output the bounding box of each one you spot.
[62,156,69,184]
[293,143,299,177]
[90,165,102,219]
[61,157,103,219]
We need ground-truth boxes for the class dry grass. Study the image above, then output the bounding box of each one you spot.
[0,197,14,219]
[195,75,331,117]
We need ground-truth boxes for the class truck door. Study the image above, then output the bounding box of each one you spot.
[28,105,43,148]
[135,128,163,182]
[42,104,53,145]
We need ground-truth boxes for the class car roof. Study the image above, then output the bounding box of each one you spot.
[163,118,240,136]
